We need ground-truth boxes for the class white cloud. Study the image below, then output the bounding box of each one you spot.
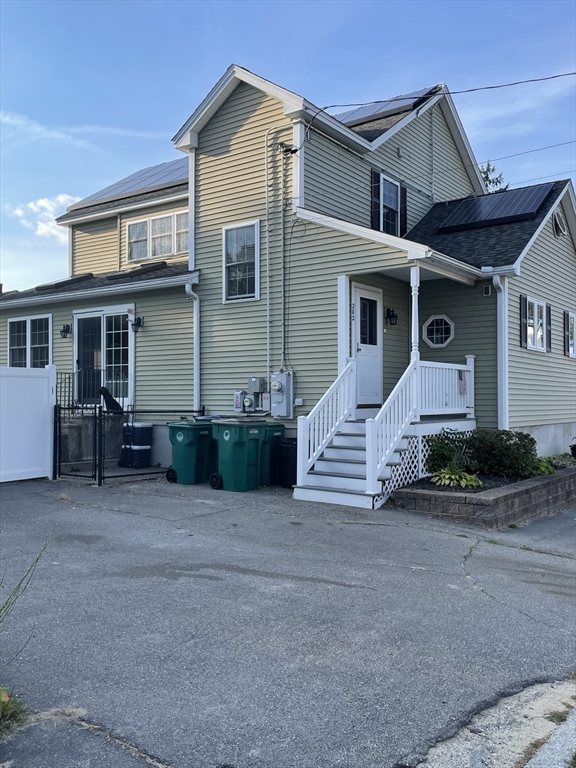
[0,111,167,151]
[7,194,80,245]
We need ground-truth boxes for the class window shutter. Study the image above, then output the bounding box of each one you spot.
[371,169,381,231]
[563,311,570,356]
[546,304,552,352]
[399,186,408,237]
[520,295,528,348]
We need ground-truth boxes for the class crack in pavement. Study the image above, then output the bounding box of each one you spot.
[6,708,183,768]
[461,542,576,637]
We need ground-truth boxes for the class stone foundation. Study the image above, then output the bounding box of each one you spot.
[392,467,576,530]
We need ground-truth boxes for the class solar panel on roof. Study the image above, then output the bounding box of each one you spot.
[335,86,438,126]
[438,183,555,234]
[70,158,188,210]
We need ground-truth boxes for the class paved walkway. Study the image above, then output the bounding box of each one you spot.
[0,478,574,767]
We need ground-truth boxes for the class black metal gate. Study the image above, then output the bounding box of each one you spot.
[55,405,203,485]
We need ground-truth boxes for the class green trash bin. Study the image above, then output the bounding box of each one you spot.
[260,424,286,485]
[167,422,212,485]
[211,419,266,492]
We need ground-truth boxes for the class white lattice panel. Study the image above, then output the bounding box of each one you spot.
[381,430,473,502]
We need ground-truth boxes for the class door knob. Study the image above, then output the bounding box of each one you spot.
[356,343,361,352]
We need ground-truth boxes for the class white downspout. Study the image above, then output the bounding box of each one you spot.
[185,282,200,412]
[493,275,509,429]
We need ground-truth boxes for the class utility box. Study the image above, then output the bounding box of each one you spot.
[270,372,293,419]
[248,377,266,393]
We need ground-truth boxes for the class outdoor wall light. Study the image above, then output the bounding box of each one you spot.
[131,316,144,333]
[60,324,71,338]
[385,308,399,326]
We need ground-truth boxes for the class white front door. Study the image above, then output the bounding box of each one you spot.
[352,285,383,406]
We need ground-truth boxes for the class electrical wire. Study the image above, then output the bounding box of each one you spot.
[321,72,576,114]
[509,170,576,187]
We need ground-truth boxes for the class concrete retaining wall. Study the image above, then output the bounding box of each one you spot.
[392,467,576,530]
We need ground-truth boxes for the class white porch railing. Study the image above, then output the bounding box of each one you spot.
[420,356,475,416]
[365,356,475,494]
[296,360,356,486]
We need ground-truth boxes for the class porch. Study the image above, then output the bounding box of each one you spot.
[294,260,480,509]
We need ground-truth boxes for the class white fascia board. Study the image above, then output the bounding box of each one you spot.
[294,206,417,254]
[439,93,486,195]
[57,192,189,227]
[410,249,484,285]
[172,65,306,150]
[512,182,576,273]
[369,92,444,150]
[0,272,200,310]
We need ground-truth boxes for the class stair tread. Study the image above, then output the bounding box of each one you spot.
[309,469,366,480]
[318,457,366,465]
[296,485,381,497]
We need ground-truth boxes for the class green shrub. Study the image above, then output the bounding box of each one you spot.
[530,457,556,476]
[468,429,537,477]
[425,429,470,473]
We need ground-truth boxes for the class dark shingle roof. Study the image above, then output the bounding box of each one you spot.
[407,180,569,269]
[56,183,188,223]
[0,262,193,305]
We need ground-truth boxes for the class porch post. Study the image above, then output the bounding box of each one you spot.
[465,354,476,419]
[410,266,420,362]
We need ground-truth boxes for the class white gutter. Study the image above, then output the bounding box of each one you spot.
[1,271,200,310]
[185,282,201,412]
[493,275,509,429]
[57,192,189,227]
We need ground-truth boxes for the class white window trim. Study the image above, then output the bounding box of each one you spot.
[222,220,261,304]
[568,311,576,358]
[7,313,52,367]
[127,210,189,262]
[423,314,455,348]
[380,173,400,236]
[526,295,547,352]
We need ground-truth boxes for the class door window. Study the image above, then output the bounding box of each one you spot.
[360,297,378,346]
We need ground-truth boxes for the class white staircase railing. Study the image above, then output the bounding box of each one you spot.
[297,360,356,486]
[365,356,475,494]
[366,360,419,494]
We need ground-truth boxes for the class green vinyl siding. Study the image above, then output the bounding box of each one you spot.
[1,288,194,410]
[304,102,476,233]
[508,202,576,429]
[73,218,118,275]
[418,279,498,427]
[195,81,291,414]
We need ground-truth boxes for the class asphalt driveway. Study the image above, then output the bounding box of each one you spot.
[0,478,574,767]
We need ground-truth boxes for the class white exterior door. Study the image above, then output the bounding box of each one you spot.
[352,285,383,406]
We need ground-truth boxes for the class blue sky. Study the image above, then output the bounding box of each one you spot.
[1,0,575,290]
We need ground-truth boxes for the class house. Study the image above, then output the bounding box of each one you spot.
[1,65,575,507]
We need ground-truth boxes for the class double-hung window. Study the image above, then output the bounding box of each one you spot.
[8,315,51,367]
[370,169,407,237]
[565,311,576,358]
[128,212,188,261]
[520,295,551,352]
[222,221,260,302]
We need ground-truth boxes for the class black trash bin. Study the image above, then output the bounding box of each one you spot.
[260,424,286,486]
[278,438,297,488]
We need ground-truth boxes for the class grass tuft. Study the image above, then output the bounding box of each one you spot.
[0,688,29,741]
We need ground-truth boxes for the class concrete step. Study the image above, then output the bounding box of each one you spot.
[293,485,384,509]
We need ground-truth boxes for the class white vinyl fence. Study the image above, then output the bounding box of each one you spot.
[0,365,56,483]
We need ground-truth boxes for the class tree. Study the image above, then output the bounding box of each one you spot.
[481,160,509,193]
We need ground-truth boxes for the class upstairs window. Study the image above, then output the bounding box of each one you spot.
[520,295,551,352]
[128,212,188,261]
[565,311,576,358]
[222,221,260,303]
[8,315,51,367]
[371,169,408,236]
